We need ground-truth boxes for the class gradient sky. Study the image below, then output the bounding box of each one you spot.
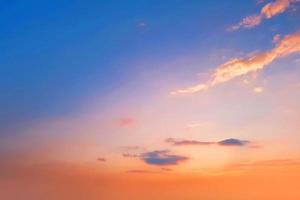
[1,0,300,199]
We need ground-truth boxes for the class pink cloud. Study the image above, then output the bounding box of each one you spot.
[117,117,136,127]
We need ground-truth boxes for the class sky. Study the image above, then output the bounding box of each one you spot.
[1,0,300,199]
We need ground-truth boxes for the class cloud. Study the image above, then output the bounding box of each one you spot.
[122,153,140,158]
[161,167,173,171]
[97,157,106,162]
[166,138,251,147]
[140,150,189,166]
[117,117,136,127]
[230,0,297,31]
[253,86,264,93]
[170,84,208,95]
[218,138,250,146]
[126,170,154,174]
[186,122,214,129]
[272,34,281,43]
[261,0,290,18]
[137,21,147,28]
[165,138,214,146]
[228,159,300,170]
[171,31,300,95]
[122,146,146,151]
[230,14,263,31]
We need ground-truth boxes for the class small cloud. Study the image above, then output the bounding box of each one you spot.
[218,138,250,146]
[253,86,264,93]
[170,84,208,95]
[122,146,146,151]
[117,117,136,127]
[140,150,189,166]
[97,157,106,162]
[243,79,251,85]
[161,167,173,171]
[186,122,214,129]
[137,21,147,28]
[122,153,140,158]
[272,34,281,43]
[229,14,262,31]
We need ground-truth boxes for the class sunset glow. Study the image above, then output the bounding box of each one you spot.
[1,1,300,199]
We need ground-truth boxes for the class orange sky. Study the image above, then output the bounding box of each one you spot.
[1,0,300,199]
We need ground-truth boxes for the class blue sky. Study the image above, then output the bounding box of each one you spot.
[1,0,300,153]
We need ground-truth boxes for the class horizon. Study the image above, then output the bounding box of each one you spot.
[1,0,300,199]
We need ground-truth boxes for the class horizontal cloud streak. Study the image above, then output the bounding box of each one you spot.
[228,159,300,170]
[165,138,214,146]
[172,31,300,95]
[97,157,106,162]
[166,138,251,147]
[122,153,140,158]
[126,170,154,174]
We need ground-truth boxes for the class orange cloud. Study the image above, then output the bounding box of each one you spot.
[171,31,300,95]
[261,0,290,18]
[230,0,296,31]
[253,87,264,93]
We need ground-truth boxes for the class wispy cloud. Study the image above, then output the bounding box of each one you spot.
[140,150,189,166]
[228,159,300,170]
[97,157,106,162]
[171,31,300,95]
[186,122,214,129]
[230,14,263,31]
[126,170,154,174]
[165,138,214,146]
[122,153,140,158]
[161,167,173,171]
[230,0,297,31]
[166,138,251,147]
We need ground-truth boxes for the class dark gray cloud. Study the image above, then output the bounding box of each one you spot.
[166,138,251,147]
[140,150,189,166]
[218,138,249,146]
